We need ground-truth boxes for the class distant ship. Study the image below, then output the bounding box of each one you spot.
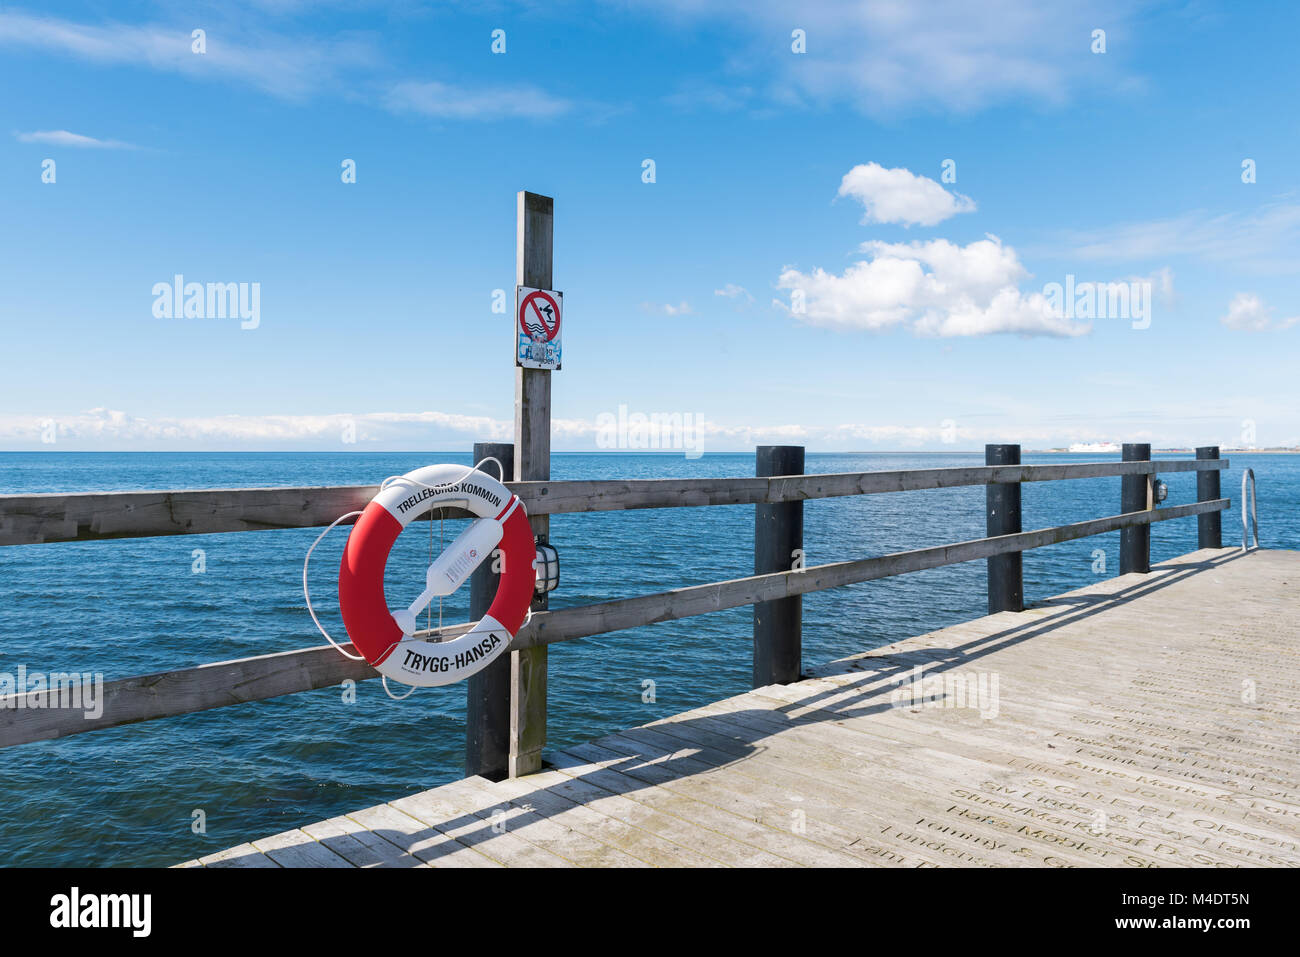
[1068,441,1121,453]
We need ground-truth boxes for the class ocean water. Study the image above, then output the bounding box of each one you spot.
[0,450,1294,867]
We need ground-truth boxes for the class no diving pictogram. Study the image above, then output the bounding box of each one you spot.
[519,289,561,342]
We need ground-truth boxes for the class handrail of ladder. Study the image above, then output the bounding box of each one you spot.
[1242,468,1259,552]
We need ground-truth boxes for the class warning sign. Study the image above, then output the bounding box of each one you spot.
[516,286,562,370]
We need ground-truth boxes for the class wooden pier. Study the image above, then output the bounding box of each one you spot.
[183,546,1300,868]
[1,192,1282,870]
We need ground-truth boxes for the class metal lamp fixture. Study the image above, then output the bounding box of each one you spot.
[533,538,560,593]
[1151,478,1168,504]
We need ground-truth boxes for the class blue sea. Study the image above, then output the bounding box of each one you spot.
[0,451,1294,867]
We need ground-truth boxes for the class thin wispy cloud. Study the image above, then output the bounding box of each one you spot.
[622,0,1140,115]
[6,407,1268,452]
[15,129,138,149]
[384,81,572,121]
[0,9,378,100]
[714,283,753,302]
[1057,201,1300,274]
[640,301,693,316]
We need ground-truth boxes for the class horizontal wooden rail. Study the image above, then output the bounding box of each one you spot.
[0,458,1229,546]
[0,498,1227,747]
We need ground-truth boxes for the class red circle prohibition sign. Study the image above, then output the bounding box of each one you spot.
[519,290,561,342]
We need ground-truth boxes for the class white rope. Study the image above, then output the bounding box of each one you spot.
[303,510,366,660]
[381,675,419,701]
[302,457,514,698]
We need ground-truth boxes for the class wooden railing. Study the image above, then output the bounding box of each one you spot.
[0,444,1234,768]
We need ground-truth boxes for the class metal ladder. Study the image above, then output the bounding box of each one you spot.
[1241,469,1259,553]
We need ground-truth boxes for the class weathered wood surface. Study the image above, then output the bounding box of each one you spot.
[0,501,1229,747]
[182,547,1300,867]
[0,458,1229,546]
[511,189,555,778]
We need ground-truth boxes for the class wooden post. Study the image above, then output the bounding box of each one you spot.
[465,441,514,781]
[1196,446,1222,550]
[985,444,1024,613]
[1120,443,1152,573]
[753,445,804,686]
[510,190,552,778]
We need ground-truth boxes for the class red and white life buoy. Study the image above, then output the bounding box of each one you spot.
[337,464,535,687]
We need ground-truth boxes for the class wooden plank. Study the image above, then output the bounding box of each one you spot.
[460,769,726,866]
[390,781,577,867]
[0,640,377,747]
[251,829,355,868]
[515,500,1230,649]
[547,744,869,866]
[347,803,501,868]
[0,459,1231,546]
[196,843,279,868]
[299,815,425,868]
[0,503,1229,748]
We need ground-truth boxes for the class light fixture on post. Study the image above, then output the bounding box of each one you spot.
[533,538,559,593]
[1151,478,1168,505]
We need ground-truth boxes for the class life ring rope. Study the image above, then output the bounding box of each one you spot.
[302,457,532,699]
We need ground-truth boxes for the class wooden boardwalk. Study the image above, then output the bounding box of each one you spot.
[182,547,1300,868]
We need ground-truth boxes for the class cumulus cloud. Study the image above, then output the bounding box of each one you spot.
[774,235,1089,338]
[1221,293,1299,331]
[837,162,976,227]
[15,129,137,149]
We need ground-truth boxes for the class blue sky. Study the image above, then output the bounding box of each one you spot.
[2,0,1297,451]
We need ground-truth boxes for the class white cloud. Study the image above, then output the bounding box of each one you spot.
[0,408,510,449]
[1220,293,1299,331]
[622,0,1138,115]
[384,81,572,121]
[15,129,137,149]
[7,406,1290,452]
[775,235,1090,338]
[714,283,753,301]
[640,301,693,316]
[837,163,975,227]
[1059,202,1300,275]
[0,10,376,99]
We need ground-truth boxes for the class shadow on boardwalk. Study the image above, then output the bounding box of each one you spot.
[212,549,1254,866]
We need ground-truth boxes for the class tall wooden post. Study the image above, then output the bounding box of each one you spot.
[510,190,552,778]
[1196,446,1222,549]
[753,445,804,686]
[1120,443,1151,574]
[465,441,514,780]
[985,444,1024,613]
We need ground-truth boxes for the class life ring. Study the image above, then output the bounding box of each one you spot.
[338,464,535,687]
